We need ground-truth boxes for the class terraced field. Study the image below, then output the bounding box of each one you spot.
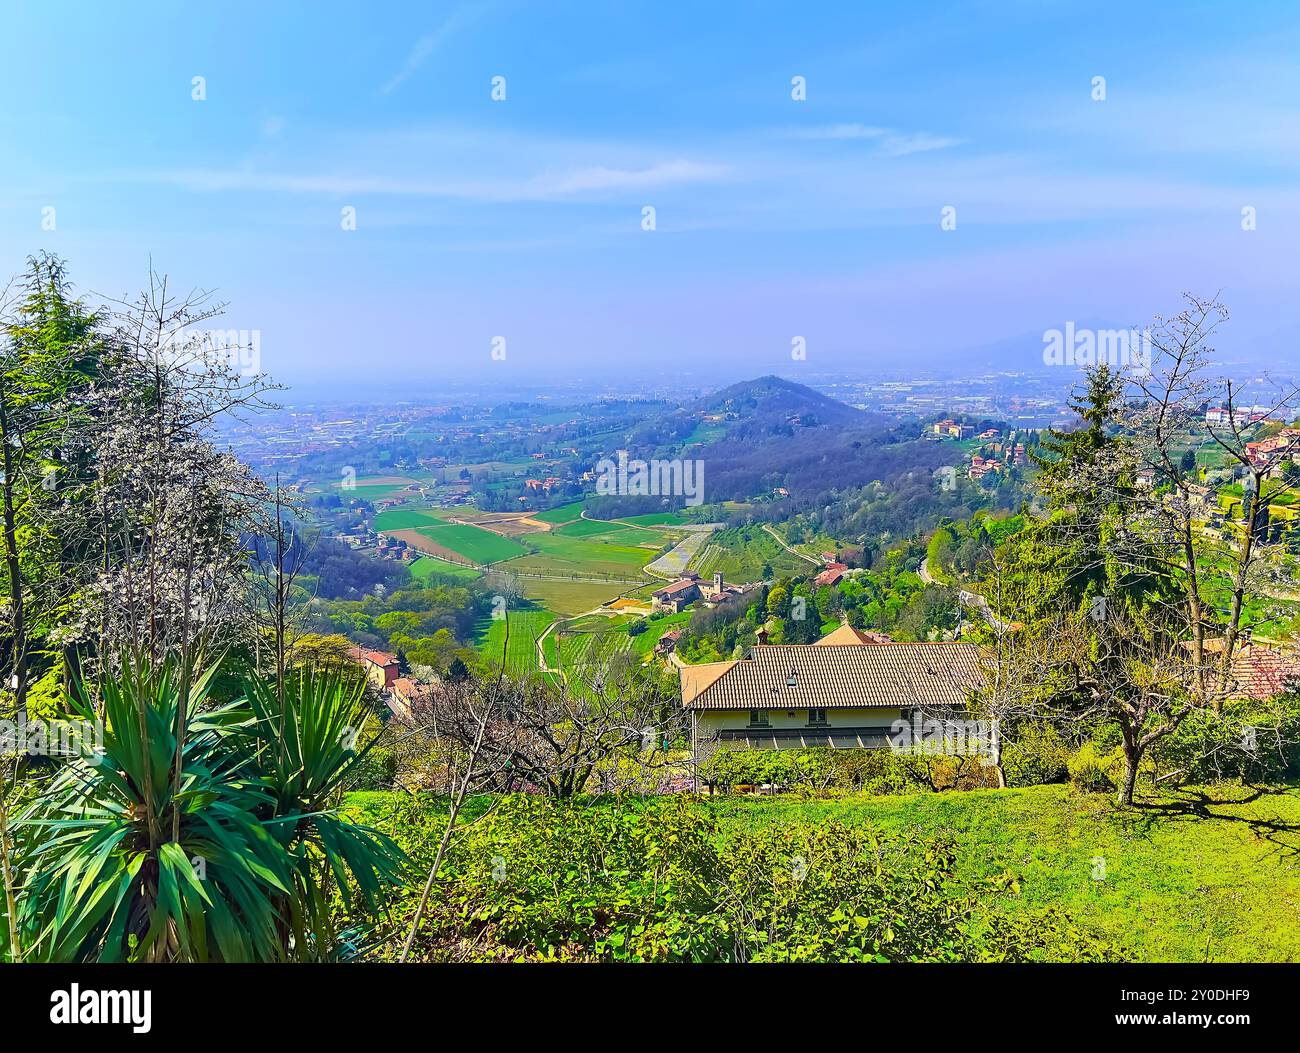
[555,629,634,675]
[646,525,718,577]
[475,609,555,675]
[692,529,807,580]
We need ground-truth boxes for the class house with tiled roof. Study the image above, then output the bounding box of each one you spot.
[682,633,982,761]
[814,563,848,587]
[346,646,400,692]
[651,578,702,613]
[389,676,437,721]
[1190,638,1300,701]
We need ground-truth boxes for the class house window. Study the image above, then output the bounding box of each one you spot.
[748,709,769,727]
[807,708,828,726]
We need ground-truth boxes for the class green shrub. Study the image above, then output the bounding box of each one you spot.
[1067,743,1125,793]
[1151,695,1300,785]
[395,795,1117,963]
[1003,723,1070,787]
[699,747,1001,796]
[349,744,398,791]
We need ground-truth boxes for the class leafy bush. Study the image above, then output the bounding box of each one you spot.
[1067,743,1125,793]
[394,795,1117,963]
[1003,723,1070,787]
[699,747,1000,796]
[1151,695,1300,785]
[349,744,398,792]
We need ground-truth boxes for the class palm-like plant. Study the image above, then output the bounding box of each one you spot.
[8,661,404,962]
[241,673,405,958]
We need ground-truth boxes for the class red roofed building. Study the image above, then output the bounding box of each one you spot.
[347,646,400,691]
[652,578,702,613]
[814,563,848,587]
[1227,643,1300,700]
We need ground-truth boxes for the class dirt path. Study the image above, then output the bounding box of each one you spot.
[762,523,821,566]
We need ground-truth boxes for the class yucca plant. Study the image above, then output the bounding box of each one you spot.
[241,672,406,959]
[9,661,405,962]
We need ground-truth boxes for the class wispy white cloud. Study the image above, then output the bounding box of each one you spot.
[783,123,962,156]
[381,8,477,94]
[877,132,963,157]
[121,158,730,203]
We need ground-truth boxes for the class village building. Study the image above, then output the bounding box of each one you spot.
[814,563,847,587]
[654,629,684,655]
[651,578,701,613]
[681,627,981,765]
[347,646,400,692]
[932,419,974,439]
[652,572,751,612]
[389,676,436,722]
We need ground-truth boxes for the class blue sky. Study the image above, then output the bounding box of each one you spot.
[3,0,1299,393]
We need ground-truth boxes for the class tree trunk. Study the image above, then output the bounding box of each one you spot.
[1117,748,1140,807]
[0,392,28,714]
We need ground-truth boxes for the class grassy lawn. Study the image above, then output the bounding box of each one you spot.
[701,783,1300,963]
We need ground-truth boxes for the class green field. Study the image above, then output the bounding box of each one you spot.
[374,508,446,531]
[519,579,626,616]
[330,476,425,501]
[554,518,633,538]
[554,519,667,547]
[617,512,691,527]
[509,533,655,579]
[532,501,586,525]
[341,483,412,500]
[410,555,482,582]
[475,609,554,675]
[413,523,528,565]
